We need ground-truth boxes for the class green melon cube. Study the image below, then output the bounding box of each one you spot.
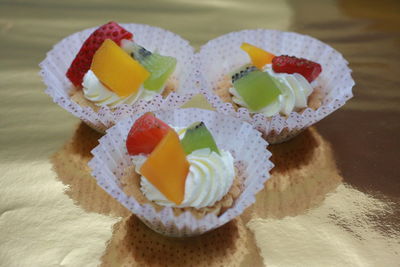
[142,53,177,91]
[233,71,281,111]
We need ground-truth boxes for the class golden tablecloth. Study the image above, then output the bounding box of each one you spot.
[0,0,399,266]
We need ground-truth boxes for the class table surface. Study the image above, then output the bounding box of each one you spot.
[1,0,399,266]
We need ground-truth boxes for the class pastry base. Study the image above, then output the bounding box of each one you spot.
[120,166,241,219]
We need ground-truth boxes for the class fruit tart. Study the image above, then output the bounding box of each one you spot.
[215,42,324,117]
[122,113,240,218]
[40,22,195,132]
[198,30,354,143]
[67,22,178,111]
[89,108,272,236]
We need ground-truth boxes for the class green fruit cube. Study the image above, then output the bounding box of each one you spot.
[181,122,220,155]
[129,43,177,92]
[233,70,281,111]
[142,53,177,91]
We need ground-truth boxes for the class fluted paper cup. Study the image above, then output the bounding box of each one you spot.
[89,108,273,237]
[40,23,197,133]
[197,29,355,143]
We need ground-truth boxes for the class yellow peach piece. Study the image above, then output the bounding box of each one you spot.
[140,129,189,205]
[241,42,275,69]
[91,39,149,97]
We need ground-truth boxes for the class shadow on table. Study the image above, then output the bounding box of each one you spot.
[101,215,261,266]
[245,127,342,221]
[51,122,130,217]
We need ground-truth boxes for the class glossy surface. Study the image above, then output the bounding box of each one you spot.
[1,0,399,266]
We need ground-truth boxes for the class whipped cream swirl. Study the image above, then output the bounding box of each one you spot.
[229,65,314,116]
[82,70,159,108]
[131,127,235,209]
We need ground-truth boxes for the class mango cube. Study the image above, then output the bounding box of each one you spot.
[140,129,190,205]
[91,39,150,97]
[241,42,275,69]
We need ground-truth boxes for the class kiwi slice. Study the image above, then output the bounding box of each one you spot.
[232,67,281,111]
[181,122,220,155]
[131,44,177,91]
[230,65,257,83]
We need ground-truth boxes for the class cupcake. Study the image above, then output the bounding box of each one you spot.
[122,113,240,219]
[198,29,354,143]
[216,43,324,117]
[89,108,273,236]
[68,22,179,112]
[40,22,196,132]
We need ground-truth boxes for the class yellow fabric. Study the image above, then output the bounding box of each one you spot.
[247,185,400,267]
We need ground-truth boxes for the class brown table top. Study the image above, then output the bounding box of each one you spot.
[1,0,399,266]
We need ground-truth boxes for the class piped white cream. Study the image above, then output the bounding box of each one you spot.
[82,70,160,107]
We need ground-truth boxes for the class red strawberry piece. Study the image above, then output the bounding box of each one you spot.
[66,21,133,87]
[272,55,322,83]
[126,113,171,156]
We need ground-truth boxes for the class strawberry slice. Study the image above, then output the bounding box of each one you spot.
[126,113,171,156]
[66,21,133,87]
[272,55,322,83]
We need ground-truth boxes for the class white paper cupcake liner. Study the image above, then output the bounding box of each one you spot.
[197,29,355,143]
[39,23,198,133]
[89,108,273,237]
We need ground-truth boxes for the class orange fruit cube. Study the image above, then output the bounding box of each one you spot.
[140,129,190,205]
[91,39,149,97]
[241,42,275,69]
